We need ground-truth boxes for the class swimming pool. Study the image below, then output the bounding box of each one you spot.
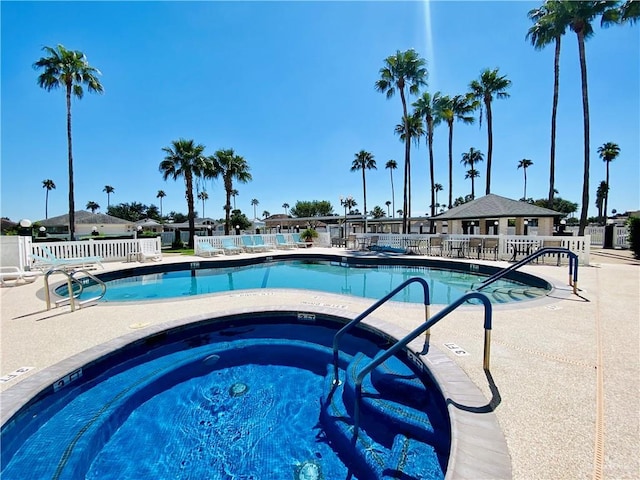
[64,255,551,305]
[1,313,457,479]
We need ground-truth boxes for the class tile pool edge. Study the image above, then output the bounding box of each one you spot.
[1,305,511,479]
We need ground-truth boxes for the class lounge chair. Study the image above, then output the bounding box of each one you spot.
[32,246,104,271]
[221,238,242,255]
[0,266,40,287]
[481,238,499,260]
[275,234,296,249]
[241,235,265,253]
[468,238,483,259]
[253,235,275,251]
[427,237,443,256]
[290,233,308,248]
[138,239,162,262]
[196,241,224,257]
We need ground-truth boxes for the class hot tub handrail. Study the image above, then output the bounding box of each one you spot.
[473,247,579,294]
[44,268,107,311]
[352,290,493,440]
[332,277,430,385]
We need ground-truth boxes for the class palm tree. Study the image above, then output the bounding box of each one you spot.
[385,200,391,217]
[231,189,239,209]
[385,160,398,218]
[527,1,568,209]
[262,210,270,219]
[595,180,608,223]
[517,158,534,199]
[197,191,209,218]
[282,203,290,216]
[42,179,56,219]
[464,169,481,197]
[413,91,443,220]
[433,183,443,209]
[156,190,166,219]
[103,185,114,207]
[460,148,484,199]
[251,198,259,219]
[86,201,99,213]
[159,138,215,248]
[375,49,428,233]
[351,150,377,232]
[34,45,103,240]
[469,68,511,196]
[439,94,478,207]
[211,148,252,235]
[597,141,620,220]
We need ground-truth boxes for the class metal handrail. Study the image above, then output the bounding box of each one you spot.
[332,277,431,385]
[352,291,493,440]
[44,268,107,311]
[473,247,579,294]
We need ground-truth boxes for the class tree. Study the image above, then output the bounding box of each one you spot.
[156,190,166,219]
[433,183,443,210]
[517,158,534,200]
[231,189,239,209]
[197,190,209,218]
[211,148,252,235]
[595,180,608,223]
[439,94,478,208]
[159,138,215,248]
[469,68,511,196]
[251,198,259,219]
[394,113,424,221]
[371,206,386,218]
[282,203,290,216]
[460,148,484,200]
[290,200,334,218]
[85,201,99,213]
[375,49,427,233]
[103,185,114,207]
[262,210,270,219]
[385,160,398,218]
[34,44,104,240]
[351,150,377,232]
[527,1,568,209]
[385,200,391,216]
[533,196,578,215]
[42,179,56,219]
[597,141,620,220]
[413,91,443,220]
[464,169,481,198]
[108,202,156,222]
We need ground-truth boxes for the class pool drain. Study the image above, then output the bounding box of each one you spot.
[296,460,323,480]
[229,382,248,397]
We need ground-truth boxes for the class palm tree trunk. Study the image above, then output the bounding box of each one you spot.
[485,100,493,195]
[186,173,195,248]
[604,162,610,221]
[428,124,436,232]
[524,169,528,199]
[548,36,561,209]
[576,31,590,237]
[45,190,49,219]
[470,159,475,199]
[362,168,368,232]
[399,90,410,234]
[390,170,395,218]
[447,122,453,208]
[66,84,75,240]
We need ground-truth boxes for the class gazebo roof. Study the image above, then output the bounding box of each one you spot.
[431,194,563,220]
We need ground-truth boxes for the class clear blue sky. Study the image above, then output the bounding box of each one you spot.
[1,1,638,223]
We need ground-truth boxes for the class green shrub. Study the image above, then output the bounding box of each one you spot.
[627,216,640,259]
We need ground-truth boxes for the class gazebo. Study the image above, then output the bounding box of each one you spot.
[430,194,565,236]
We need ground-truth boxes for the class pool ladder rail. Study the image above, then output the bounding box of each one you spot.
[44,268,107,311]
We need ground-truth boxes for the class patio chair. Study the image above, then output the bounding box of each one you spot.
[481,238,499,260]
[138,239,162,262]
[427,236,443,256]
[253,235,275,251]
[366,236,380,251]
[0,266,40,287]
[241,235,264,253]
[346,234,357,250]
[468,238,483,259]
[196,241,224,257]
[290,233,308,248]
[275,234,296,249]
[221,238,242,255]
[536,239,564,265]
[32,246,104,271]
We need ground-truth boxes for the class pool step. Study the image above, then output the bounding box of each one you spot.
[382,434,445,479]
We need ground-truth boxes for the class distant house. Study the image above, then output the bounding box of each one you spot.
[37,211,135,239]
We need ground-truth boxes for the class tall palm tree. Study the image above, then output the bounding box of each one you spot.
[597,141,620,220]
[439,94,478,207]
[469,68,511,196]
[350,150,377,232]
[34,45,103,240]
[262,210,270,219]
[375,49,428,233]
[385,200,391,217]
[231,189,239,209]
[86,201,99,213]
[527,1,568,209]
[433,183,443,210]
[555,1,618,235]
[413,91,443,221]
[464,169,481,197]
[460,148,484,199]
[211,149,252,235]
[251,198,259,219]
[103,185,114,207]
[197,191,209,218]
[156,190,166,219]
[42,179,56,219]
[395,114,424,220]
[159,139,215,247]
[595,180,608,224]
[517,158,534,199]
[385,159,398,218]
[282,203,290,216]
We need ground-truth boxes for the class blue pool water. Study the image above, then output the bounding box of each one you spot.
[1,317,450,480]
[72,259,549,304]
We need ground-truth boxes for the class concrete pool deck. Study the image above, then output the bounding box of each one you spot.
[1,247,638,478]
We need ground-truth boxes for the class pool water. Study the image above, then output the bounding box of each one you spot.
[1,320,449,480]
[73,259,547,304]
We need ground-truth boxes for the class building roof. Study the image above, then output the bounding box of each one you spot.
[431,194,563,220]
[38,210,132,226]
